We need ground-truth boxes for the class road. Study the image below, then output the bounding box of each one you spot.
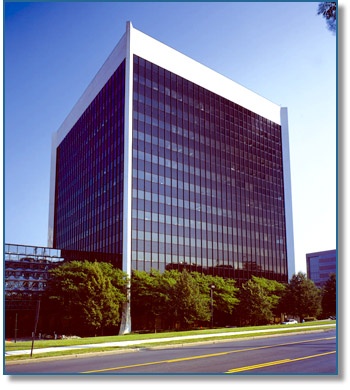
[5,329,337,375]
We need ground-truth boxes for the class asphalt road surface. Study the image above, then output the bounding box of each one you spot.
[5,329,337,375]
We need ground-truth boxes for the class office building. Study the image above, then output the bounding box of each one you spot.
[5,244,63,300]
[4,243,120,338]
[4,243,121,299]
[306,249,336,288]
[48,22,295,332]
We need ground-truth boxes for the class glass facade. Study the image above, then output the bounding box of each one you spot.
[4,243,122,338]
[5,244,64,298]
[306,250,336,287]
[53,60,125,257]
[5,243,123,298]
[131,55,288,283]
[52,53,289,284]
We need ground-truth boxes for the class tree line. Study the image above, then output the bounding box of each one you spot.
[7,261,336,338]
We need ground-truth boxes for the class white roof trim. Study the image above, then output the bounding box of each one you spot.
[55,21,282,147]
[131,24,281,125]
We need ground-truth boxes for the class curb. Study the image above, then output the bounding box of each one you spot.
[5,324,336,363]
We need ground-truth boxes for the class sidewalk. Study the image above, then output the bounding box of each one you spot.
[5,324,335,357]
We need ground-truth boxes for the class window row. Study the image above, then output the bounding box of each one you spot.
[133,91,282,145]
[132,126,283,173]
[132,109,282,161]
[134,56,279,132]
[132,147,284,192]
[132,169,285,206]
[132,209,285,233]
[132,186,284,216]
[130,241,285,264]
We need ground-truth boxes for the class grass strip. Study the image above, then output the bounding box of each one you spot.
[5,321,336,361]
[5,321,335,351]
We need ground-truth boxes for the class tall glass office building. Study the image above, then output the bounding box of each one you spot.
[49,22,294,332]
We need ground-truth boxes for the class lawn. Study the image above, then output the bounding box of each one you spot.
[5,320,336,360]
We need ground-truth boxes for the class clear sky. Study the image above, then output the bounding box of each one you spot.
[4,1,337,276]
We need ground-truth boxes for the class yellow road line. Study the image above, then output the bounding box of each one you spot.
[226,351,336,373]
[82,352,234,373]
[82,336,336,374]
[227,359,291,373]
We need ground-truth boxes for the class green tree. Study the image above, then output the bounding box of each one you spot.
[131,270,154,330]
[192,273,240,326]
[169,270,210,330]
[281,272,322,322]
[257,276,286,318]
[317,2,336,34]
[131,269,171,331]
[238,276,285,326]
[131,270,240,330]
[44,261,127,336]
[157,269,181,328]
[322,273,336,318]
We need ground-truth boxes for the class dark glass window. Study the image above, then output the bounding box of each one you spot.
[131,55,287,284]
[54,60,126,259]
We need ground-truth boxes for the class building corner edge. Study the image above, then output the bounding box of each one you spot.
[119,21,133,335]
[281,107,295,280]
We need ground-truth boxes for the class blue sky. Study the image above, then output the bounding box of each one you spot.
[4,1,337,276]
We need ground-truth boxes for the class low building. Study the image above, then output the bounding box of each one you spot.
[306,249,336,288]
[5,243,122,301]
[5,244,64,301]
[4,243,122,339]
